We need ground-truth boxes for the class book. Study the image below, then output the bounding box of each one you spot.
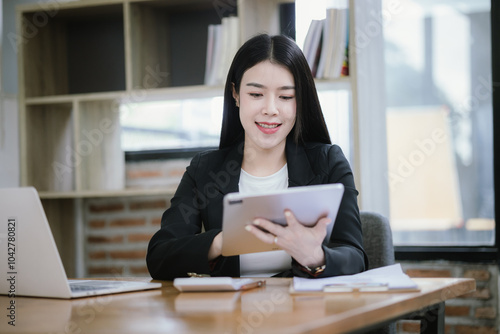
[279,2,296,39]
[204,16,240,86]
[303,19,324,76]
[328,8,348,78]
[303,7,349,79]
[341,8,350,76]
[204,24,217,86]
[316,9,335,79]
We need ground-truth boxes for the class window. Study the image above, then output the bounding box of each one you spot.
[383,0,494,246]
[120,90,351,162]
[120,97,223,152]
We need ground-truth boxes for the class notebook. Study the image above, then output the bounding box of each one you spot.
[221,183,344,256]
[0,187,161,299]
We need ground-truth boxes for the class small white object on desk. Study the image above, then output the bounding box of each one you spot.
[174,277,265,292]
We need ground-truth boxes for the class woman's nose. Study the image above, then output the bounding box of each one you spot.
[263,97,278,115]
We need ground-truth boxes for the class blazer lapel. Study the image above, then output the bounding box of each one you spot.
[286,140,322,187]
[214,141,244,195]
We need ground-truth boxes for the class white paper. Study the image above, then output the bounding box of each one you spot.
[293,263,418,292]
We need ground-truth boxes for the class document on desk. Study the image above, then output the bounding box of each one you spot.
[291,264,419,293]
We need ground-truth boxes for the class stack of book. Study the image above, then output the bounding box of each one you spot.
[303,8,349,79]
[204,16,240,86]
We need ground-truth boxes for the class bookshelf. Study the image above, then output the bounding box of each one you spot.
[16,0,387,276]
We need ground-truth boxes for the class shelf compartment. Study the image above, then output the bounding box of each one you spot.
[128,0,223,89]
[239,0,284,41]
[77,100,125,191]
[21,4,125,97]
[25,103,75,192]
[42,198,77,277]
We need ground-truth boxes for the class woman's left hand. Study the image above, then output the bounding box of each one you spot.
[245,210,332,268]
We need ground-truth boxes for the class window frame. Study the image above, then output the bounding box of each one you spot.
[125,147,216,162]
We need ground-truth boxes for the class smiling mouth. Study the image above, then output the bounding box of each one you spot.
[257,122,280,129]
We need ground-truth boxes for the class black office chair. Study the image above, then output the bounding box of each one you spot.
[360,211,396,334]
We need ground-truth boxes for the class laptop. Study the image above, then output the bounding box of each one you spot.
[221,183,344,256]
[0,187,162,299]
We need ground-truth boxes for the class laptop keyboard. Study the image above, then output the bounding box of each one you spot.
[70,284,110,292]
[69,280,123,292]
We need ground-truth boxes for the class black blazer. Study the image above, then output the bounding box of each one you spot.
[147,139,368,280]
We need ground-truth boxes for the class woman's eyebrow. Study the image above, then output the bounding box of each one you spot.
[246,82,265,88]
[246,82,295,90]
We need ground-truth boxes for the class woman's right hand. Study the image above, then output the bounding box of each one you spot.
[208,232,223,261]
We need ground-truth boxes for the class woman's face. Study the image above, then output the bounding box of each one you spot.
[233,60,296,154]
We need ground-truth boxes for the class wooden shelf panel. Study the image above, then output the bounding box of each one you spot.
[315,77,351,91]
[24,85,226,106]
[77,100,125,191]
[23,77,347,106]
[25,91,128,105]
[38,187,176,199]
[129,0,215,8]
[127,85,225,101]
[21,15,68,97]
[17,1,125,12]
[25,103,75,192]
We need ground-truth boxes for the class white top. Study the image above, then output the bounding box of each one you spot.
[238,164,292,277]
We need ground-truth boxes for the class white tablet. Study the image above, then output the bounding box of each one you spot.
[221,183,344,256]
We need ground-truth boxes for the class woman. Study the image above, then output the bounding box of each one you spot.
[147,34,367,280]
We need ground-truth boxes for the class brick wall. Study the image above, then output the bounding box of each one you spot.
[84,195,170,277]
[83,158,185,277]
[397,261,499,334]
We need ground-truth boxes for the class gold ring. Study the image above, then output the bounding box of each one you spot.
[274,236,278,244]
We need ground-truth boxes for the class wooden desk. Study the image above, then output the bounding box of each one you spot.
[0,277,475,334]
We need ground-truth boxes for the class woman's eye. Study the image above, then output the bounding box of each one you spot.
[280,96,294,100]
[249,93,262,98]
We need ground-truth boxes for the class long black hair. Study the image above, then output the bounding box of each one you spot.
[219,34,331,149]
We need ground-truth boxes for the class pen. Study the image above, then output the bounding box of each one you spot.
[187,272,210,278]
[240,280,266,290]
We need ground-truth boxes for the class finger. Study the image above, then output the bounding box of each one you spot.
[252,218,284,236]
[283,209,300,227]
[317,216,332,228]
[313,217,332,234]
[245,223,276,244]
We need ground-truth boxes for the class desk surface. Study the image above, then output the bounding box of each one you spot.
[0,277,475,334]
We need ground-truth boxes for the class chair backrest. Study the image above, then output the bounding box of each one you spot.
[360,211,395,270]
